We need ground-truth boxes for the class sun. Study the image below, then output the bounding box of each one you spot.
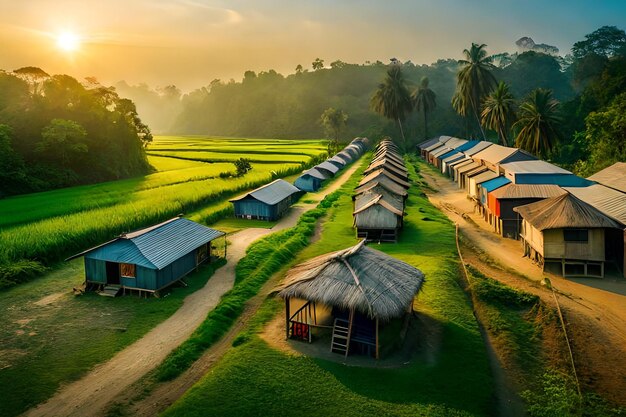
[56,32,81,52]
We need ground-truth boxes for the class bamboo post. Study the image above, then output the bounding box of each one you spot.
[285,298,290,340]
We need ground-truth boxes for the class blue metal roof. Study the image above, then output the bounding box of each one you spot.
[454,140,480,153]
[316,161,340,175]
[75,218,224,270]
[230,179,301,205]
[438,150,461,161]
[480,176,511,193]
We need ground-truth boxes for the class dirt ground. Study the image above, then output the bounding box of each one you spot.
[419,164,626,406]
[24,159,363,417]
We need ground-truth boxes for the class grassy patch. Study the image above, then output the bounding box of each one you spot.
[0,259,224,417]
[163,154,495,416]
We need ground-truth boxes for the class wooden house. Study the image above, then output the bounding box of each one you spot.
[230,179,301,220]
[67,217,225,296]
[294,168,329,192]
[353,192,404,242]
[515,193,624,277]
[276,241,424,359]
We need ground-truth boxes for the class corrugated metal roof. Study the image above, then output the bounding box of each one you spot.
[336,151,353,163]
[365,159,407,176]
[72,218,224,270]
[316,161,340,175]
[230,179,301,205]
[298,168,328,181]
[327,155,347,166]
[472,144,520,164]
[439,150,461,161]
[418,137,440,150]
[514,194,623,230]
[359,169,410,189]
[430,146,455,158]
[354,180,408,197]
[463,141,493,156]
[449,157,472,168]
[465,165,489,178]
[480,176,511,193]
[454,140,480,153]
[455,161,481,175]
[491,184,567,199]
[442,137,467,150]
[472,170,499,185]
[565,184,626,224]
[500,160,571,175]
[373,151,403,164]
[354,192,403,215]
[587,162,626,193]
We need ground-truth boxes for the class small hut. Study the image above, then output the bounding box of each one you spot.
[230,179,301,220]
[276,241,424,359]
[67,217,225,296]
[353,192,404,241]
[354,180,408,203]
[327,156,347,170]
[294,168,329,192]
[363,158,407,178]
[514,193,624,277]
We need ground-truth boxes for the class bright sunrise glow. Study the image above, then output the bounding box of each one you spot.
[56,31,80,52]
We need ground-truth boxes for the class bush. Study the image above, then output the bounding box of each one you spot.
[0,259,48,289]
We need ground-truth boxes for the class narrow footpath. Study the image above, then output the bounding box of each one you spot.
[25,159,363,417]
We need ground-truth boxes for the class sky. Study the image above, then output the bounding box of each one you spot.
[1,0,625,91]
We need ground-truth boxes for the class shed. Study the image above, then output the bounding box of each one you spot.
[230,179,301,220]
[489,184,567,238]
[276,241,424,358]
[365,158,407,175]
[316,161,340,177]
[67,217,225,295]
[353,192,404,242]
[447,157,472,178]
[417,137,442,157]
[587,162,626,193]
[364,161,408,181]
[354,180,408,201]
[373,151,404,166]
[463,141,494,156]
[294,168,329,192]
[478,176,511,226]
[468,170,499,198]
[515,194,623,277]
[359,169,410,189]
[336,151,353,164]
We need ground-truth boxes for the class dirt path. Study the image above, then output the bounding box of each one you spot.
[419,164,626,405]
[25,160,363,417]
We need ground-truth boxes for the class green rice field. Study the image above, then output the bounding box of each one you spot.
[0,136,327,288]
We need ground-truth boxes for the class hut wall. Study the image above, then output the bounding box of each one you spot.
[84,258,107,283]
[355,205,400,229]
[543,228,605,262]
[233,198,271,220]
[498,198,543,239]
[121,265,157,290]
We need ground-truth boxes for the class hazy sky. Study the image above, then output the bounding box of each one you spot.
[1,0,625,91]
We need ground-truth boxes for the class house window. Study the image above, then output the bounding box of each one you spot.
[564,229,589,243]
[120,263,136,278]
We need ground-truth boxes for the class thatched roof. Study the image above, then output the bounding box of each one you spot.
[354,192,403,216]
[373,151,404,166]
[514,193,624,231]
[364,161,408,180]
[276,241,424,320]
[365,158,407,174]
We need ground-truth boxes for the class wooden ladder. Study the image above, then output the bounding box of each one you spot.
[331,318,351,356]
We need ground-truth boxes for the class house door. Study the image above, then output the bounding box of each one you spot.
[105,262,120,285]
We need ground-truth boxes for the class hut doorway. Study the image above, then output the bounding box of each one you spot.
[105,261,120,285]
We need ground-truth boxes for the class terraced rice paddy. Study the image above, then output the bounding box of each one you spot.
[0,136,327,287]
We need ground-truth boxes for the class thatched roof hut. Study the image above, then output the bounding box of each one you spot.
[276,241,424,358]
[354,180,408,200]
[353,192,404,241]
[359,169,410,189]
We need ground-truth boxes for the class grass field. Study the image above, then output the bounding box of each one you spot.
[0,136,327,288]
[163,156,495,416]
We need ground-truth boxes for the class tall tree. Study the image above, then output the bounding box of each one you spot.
[320,107,348,144]
[412,77,437,140]
[514,88,562,158]
[481,81,516,146]
[36,119,88,170]
[370,65,413,147]
[452,43,497,139]
[312,58,324,71]
[572,25,626,59]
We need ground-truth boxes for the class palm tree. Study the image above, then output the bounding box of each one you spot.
[480,81,516,146]
[514,88,562,158]
[412,77,437,140]
[452,43,497,139]
[370,65,413,147]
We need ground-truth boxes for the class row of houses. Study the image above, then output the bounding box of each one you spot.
[353,139,409,242]
[419,136,626,279]
[230,138,370,221]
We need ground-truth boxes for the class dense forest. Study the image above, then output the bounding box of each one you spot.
[121,26,624,176]
[0,70,152,196]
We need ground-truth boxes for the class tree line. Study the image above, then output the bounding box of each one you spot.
[0,69,152,196]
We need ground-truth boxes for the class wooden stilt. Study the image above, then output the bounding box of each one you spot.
[345,309,354,358]
[285,298,290,340]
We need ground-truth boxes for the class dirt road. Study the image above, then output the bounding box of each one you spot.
[419,163,626,405]
[25,159,363,417]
